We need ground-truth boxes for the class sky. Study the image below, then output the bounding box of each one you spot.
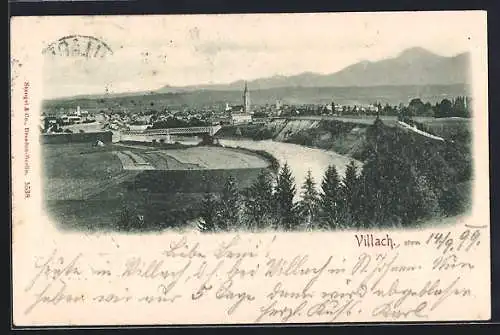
[27,11,485,99]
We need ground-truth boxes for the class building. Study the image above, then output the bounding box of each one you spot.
[226,82,253,125]
[68,116,82,124]
[231,112,253,125]
[211,115,232,125]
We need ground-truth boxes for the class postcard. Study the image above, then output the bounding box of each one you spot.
[10,11,490,326]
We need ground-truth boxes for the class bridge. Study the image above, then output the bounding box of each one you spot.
[119,125,222,143]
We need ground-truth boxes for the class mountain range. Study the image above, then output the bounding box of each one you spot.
[45,47,471,106]
[156,47,470,93]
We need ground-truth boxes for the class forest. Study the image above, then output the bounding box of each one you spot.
[196,117,472,231]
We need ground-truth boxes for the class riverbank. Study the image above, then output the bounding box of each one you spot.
[216,118,370,159]
[218,144,280,172]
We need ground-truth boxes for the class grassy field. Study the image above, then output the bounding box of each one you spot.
[140,151,200,170]
[112,143,270,170]
[45,194,204,232]
[43,143,126,200]
[46,168,266,232]
[163,147,269,169]
[418,117,471,139]
[42,142,272,231]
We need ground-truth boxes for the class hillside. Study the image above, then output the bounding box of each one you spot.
[217,118,369,159]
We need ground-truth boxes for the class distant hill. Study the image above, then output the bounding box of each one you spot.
[156,47,471,93]
[43,84,471,114]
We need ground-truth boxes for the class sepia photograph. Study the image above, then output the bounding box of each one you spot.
[10,11,490,326]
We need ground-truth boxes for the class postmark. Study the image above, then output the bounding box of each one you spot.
[42,35,113,58]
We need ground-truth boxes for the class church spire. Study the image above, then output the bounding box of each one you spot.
[243,81,251,114]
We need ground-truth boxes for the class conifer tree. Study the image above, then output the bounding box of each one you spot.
[243,170,275,230]
[339,160,361,228]
[219,175,240,230]
[358,164,387,227]
[319,165,341,229]
[274,162,297,230]
[199,183,219,232]
[299,170,320,229]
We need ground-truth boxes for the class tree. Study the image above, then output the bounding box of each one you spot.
[219,175,240,230]
[274,162,298,230]
[243,170,275,230]
[436,99,453,118]
[407,174,442,222]
[362,117,386,159]
[298,170,320,229]
[360,126,447,227]
[423,102,433,116]
[319,165,341,229]
[359,153,409,228]
[199,185,219,232]
[408,98,425,116]
[440,182,471,216]
[383,103,393,115]
[452,96,470,118]
[338,160,361,228]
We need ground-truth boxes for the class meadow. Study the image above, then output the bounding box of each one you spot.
[42,142,272,231]
[418,117,471,139]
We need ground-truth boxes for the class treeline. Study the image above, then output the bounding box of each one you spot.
[199,118,472,231]
[376,96,472,118]
[400,96,471,118]
[198,165,338,232]
[275,96,471,119]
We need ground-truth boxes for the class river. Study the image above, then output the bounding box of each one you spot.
[111,130,362,197]
[219,139,362,196]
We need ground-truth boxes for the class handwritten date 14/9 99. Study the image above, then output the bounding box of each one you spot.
[426,229,481,254]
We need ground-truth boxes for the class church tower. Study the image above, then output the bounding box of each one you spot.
[243,81,251,114]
